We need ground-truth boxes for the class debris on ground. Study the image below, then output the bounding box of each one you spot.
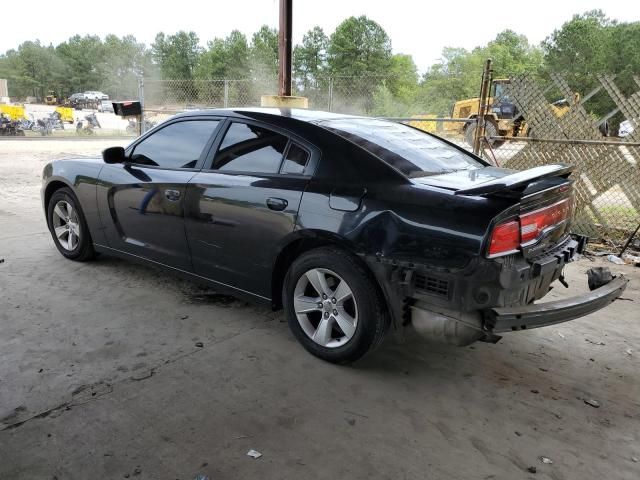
[585,338,605,346]
[0,258,4,264]
[584,398,600,408]
[346,418,356,426]
[632,456,639,463]
[531,389,539,394]
[587,267,614,290]
[539,456,553,464]
[133,467,141,476]
[625,349,633,356]
[247,449,262,459]
[195,342,204,348]
[181,315,189,320]
[514,431,522,437]
[622,254,640,266]
[527,466,537,473]
[606,255,625,265]
[193,475,210,480]
[557,331,565,339]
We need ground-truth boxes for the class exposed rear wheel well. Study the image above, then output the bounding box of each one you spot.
[270,236,386,312]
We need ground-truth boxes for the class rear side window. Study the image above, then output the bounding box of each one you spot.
[281,143,309,174]
[213,122,288,173]
[319,118,483,177]
[131,120,219,169]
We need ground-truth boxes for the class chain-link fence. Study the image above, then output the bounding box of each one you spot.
[141,74,402,119]
[140,71,639,243]
[474,73,640,242]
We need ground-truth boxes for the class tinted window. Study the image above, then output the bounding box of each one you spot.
[320,118,483,177]
[213,122,287,173]
[131,120,219,169]
[281,143,309,174]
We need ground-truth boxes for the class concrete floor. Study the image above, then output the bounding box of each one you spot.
[1,139,639,480]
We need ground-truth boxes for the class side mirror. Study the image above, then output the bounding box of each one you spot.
[102,146,126,164]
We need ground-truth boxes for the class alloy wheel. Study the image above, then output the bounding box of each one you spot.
[52,200,80,251]
[293,268,358,348]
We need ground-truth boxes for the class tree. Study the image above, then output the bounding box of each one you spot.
[151,31,201,80]
[293,26,328,89]
[196,30,249,79]
[0,41,67,98]
[327,16,392,77]
[100,35,150,98]
[250,25,278,78]
[543,10,612,77]
[417,30,544,115]
[56,35,106,92]
[542,10,640,118]
[386,54,419,103]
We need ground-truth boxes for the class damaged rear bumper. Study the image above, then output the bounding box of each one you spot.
[484,274,628,333]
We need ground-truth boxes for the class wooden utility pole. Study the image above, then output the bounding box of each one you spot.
[278,0,293,97]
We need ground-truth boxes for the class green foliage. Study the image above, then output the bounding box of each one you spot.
[250,25,278,78]
[542,10,640,117]
[416,31,544,116]
[293,27,328,90]
[196,30,249,79]
[152,31,201,80]
[328,16,391,77]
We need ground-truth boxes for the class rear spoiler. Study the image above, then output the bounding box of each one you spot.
[454,164,574,196]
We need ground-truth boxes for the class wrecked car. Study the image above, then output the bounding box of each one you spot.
[41,108,628,363]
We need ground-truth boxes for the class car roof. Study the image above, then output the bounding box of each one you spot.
[173,107,363,124]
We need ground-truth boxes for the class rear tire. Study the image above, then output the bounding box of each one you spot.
[283,247,389,364]
[47,187,95,261]
[465,121,502,149]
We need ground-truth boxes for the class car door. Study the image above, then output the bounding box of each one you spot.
[97,118,222,271]
[184,119,316,297]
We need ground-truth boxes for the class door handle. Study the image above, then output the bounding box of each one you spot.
[266,197,288,211]
[164,189,181,201]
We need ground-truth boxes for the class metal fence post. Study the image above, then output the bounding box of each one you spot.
[224,80,229,108]
[328,78,334,111]
[138,77,145,136]
[473,59,492,156]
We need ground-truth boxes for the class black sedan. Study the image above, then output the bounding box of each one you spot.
[41,108,627,363]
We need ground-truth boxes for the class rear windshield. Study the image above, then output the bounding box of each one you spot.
[318,118,483,177]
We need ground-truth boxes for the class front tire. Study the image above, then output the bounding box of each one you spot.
[283,247,389,364]
[47,188,95,261]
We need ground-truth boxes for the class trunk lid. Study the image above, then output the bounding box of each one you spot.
[414,164,576,259]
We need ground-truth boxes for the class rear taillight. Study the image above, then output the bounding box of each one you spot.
[519,198,572,245]
[488,198,573,257]
[488,220,520,256]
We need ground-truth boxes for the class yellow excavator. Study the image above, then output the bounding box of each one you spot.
[447,79,585,148]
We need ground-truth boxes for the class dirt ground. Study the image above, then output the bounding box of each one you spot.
[0,138,639,480]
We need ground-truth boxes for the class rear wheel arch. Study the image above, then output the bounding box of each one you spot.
[270,233,386,313]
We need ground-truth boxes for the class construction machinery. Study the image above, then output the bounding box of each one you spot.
[44,90,59,106]
[447,79,585,148]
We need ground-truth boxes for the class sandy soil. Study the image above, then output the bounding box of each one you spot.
[0,139,639,480]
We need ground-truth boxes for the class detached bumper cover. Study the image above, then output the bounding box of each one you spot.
[485,275,628,333]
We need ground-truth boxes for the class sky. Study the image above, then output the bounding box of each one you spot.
[2,0,640,73]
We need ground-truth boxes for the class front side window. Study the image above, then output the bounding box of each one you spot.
[319,118,483,177]
[131,120,220,169]
[213,122,288,173]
